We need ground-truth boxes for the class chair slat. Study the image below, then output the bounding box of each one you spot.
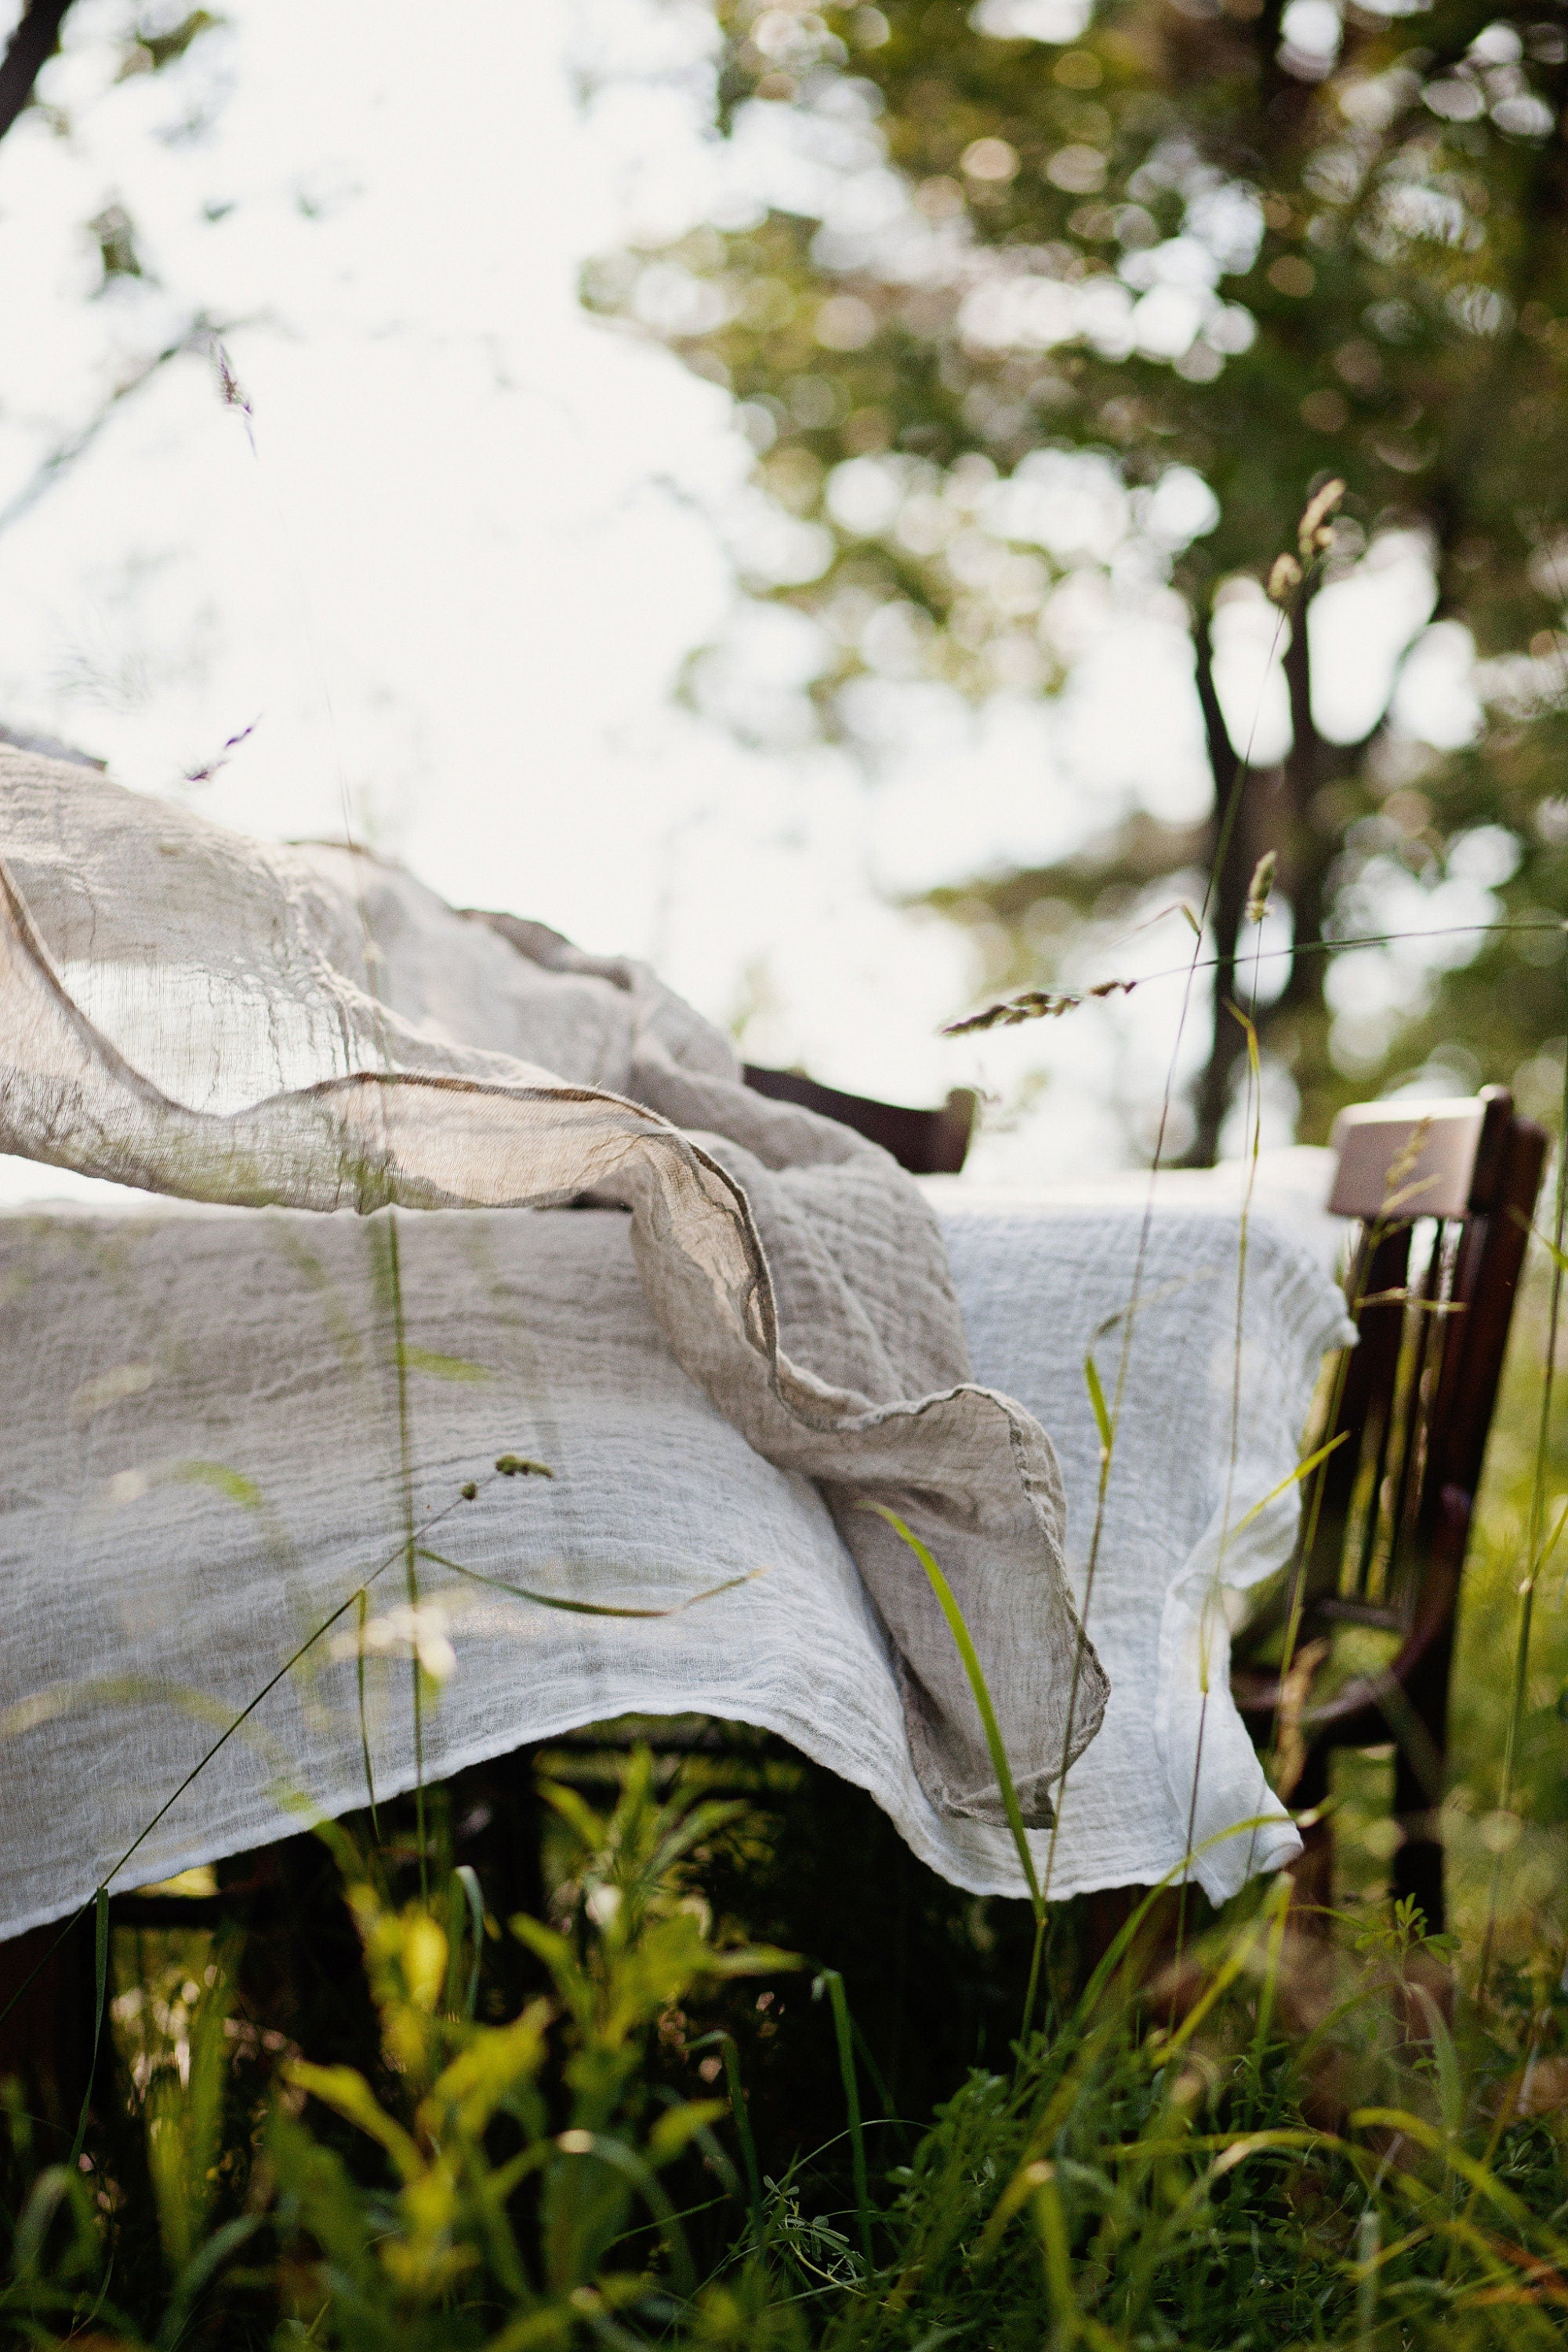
[1236,1084,1547,1933]
[742,1065,975,1175]
[1327,1096,1490,1221]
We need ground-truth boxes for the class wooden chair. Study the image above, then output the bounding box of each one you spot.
[1232,1087,1547,1932]
[743,1065,976,1175]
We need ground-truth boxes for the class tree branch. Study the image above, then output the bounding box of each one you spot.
[0,0,75,147]
[0,317,240,542]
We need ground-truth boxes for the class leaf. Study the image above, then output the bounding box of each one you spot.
[400,1345,492,1384]
[495,1453,554,1476]
[172,1458,264,1510]
[1410,1987,1465,2136]
[1083,1353,1114,1466]
[286,2061,424,2182]
[646,2098,728,2166]
[453,1863,485,2020]
[1227,1431,1349,1544]
[558,2130,700,2297]
[424,2003,551,2139]
[1511,1203,1568,1278]
[1348,2108,1534,2225]
[418,1546,760,1621]
[536,1776,610,1854]
[509,1915,591,2025]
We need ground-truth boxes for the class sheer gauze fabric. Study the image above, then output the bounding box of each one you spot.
[0,745,1107,1828]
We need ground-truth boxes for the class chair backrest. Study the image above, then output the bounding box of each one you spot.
[742,1065,976,1176]
[1301,1087,1545,1641]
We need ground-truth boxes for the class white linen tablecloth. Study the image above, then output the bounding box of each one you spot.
[0,1155,1350,1937]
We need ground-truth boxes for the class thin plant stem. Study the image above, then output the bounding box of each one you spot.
[220,346,425,1900]
[0,1479,485,2034]
[385,1210,428,1904]
[818,1969,873,2266]
[859,1503,1048,2043]
[952,918,1568,1036]
[64,1889,109,2176]
[1036,600,1292,1911]
[355,1588,380,1838]
[1480,979,1568,1992]
[1022,1914,1048,2049]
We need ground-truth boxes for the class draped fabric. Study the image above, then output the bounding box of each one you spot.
[0,745,1107,1831]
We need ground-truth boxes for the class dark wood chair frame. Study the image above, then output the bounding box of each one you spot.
[1231,1086,1546,1931]
[742,1064,976,1175]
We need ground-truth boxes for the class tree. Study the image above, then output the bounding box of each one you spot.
[0,1,220,143]
[589,0,1568,1153]
[0,5,236,572]
[0,0,75,147]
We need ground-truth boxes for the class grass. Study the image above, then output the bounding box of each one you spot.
[3,1710,1566,2350]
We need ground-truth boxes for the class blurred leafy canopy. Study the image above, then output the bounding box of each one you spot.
[589,0,1568,1150]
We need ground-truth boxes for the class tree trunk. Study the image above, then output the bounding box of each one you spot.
[1187,584,1343,1161]
[1188,609,1250,1166]
[0,0,75,146]
[1272,583,1338,1139]
[1279,584,1330,995]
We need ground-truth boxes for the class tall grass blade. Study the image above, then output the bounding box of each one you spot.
[354,1587,380,1836]
[418,1547,761,1619]
[817,1968,873,2267]
[454,1864,485,2019]
[1484,975,1568,1991]
[1229,1431,1349,1544]
[1083,1353,1114,1467]
[696,2031,764,2250]
[860,1503,1041,1915]
[66,1886,109,2175]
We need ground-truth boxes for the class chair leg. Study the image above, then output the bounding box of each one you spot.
[1391,1743,1444,1936]
[1390,1617,1453,1939]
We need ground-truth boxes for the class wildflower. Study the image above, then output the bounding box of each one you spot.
[209,336,251,414]
[1245,851,1276,925]
[1267,552,1302,604]
[942,977,1138,1036]
[1298,475,1345,561]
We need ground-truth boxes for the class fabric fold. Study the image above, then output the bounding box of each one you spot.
[0,746,1107,1820]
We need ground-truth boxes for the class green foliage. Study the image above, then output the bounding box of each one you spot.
[265,1755,794,2347]
[590,0,1568,1150]
[3,1740,1566,2350]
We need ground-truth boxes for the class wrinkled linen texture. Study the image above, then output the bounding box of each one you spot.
[0,745,1107,1903]
[0,751,1353,1936]
[0,1164,1348,1934]
[936,1176,1354,1904]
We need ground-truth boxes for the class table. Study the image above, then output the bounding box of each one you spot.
[0,1154,1351,1938]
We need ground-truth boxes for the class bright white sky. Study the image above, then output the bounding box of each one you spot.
[0,0,1488,1178]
